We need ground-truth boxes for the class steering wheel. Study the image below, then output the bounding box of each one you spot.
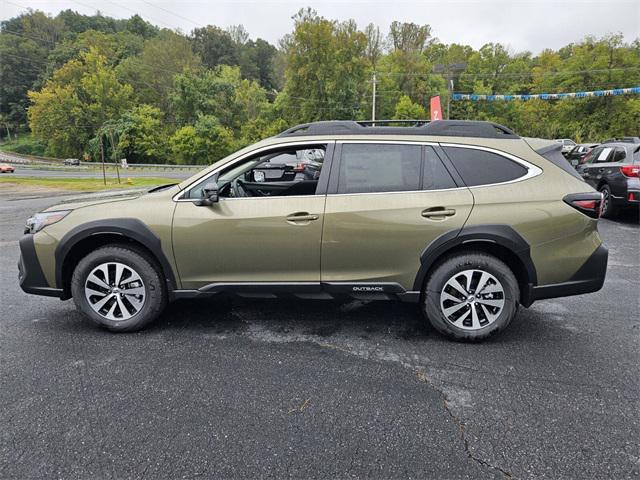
[231,178,249,197]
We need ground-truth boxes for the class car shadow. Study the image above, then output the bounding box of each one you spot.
[611,209,639,225]
[144,295,548,345]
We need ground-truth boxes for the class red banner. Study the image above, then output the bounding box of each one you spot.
[430,96,442,121]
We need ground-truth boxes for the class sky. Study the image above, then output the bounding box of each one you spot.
[1,0,639,53]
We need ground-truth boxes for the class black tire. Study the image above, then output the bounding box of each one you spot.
[422,251,519,342]
[599,184,617,219]
[71,244,167,332]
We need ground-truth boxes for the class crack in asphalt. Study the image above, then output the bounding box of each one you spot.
[414,368,514,479]
[232,320,515,478]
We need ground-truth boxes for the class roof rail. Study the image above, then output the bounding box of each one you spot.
[602,137,640,144]
[276,120,519,139]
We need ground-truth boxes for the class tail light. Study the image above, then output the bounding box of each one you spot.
[620,165,640,177]
[293,163,305,172]
[563,193,603,219]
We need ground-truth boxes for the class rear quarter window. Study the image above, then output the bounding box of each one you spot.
[442,146,528,186]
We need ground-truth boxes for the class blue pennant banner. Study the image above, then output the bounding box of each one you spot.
[452,86,640,101]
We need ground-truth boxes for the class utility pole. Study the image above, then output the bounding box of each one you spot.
[447,76,453,120]
[100,135,106,186]
[371,71,376,124]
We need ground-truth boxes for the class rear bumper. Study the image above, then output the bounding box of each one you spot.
[523,244,608,305]
[18,235,64,298]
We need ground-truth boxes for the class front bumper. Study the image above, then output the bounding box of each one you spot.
[524,244,608,305]
[18,234,63,298]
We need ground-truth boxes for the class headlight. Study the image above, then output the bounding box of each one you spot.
[25,210,71,234]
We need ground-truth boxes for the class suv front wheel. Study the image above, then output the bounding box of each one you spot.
[71,245,167,332]
[423,252,519,341]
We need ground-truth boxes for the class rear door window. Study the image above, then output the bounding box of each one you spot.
[611,148,626,163]
[595,147,614,162]
[335,144,458,194]
[442,146,528,186]
[337,144,421,194]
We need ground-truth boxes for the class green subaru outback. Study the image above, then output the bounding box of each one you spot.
[18,120,608,340]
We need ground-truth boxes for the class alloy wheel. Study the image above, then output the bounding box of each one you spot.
[439,269,505,331]
[84,262,146,321]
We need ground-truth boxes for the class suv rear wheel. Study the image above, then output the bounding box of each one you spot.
[71,245,167,332]
[598,184,617,218]
[423,252,519,341]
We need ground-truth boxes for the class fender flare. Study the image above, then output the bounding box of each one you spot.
[412,224,538,296]
[55,218,177,293]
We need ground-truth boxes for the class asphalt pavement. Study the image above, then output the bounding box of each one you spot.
[0,189,638,479]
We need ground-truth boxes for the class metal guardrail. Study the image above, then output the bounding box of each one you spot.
[0,150,203,171]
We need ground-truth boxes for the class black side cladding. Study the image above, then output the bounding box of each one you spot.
[55,218,177,295]
[18,234,63,297]
[413,225,537,294]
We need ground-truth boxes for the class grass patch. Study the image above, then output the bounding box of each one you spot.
[0,176,177,191]
[0,133,46,156]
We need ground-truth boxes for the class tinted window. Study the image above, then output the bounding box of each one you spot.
[612,148,626,162]
[424,146,457,190]
[594,146,614,162]
[443,147,528,186]
[338,144,421,194]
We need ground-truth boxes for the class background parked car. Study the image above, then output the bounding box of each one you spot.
[577,142,640,217]
[602,136,640,144]
[555,138,577,155]
[0,163,15,173]
[566,143,599,167]
[63,158,80,166]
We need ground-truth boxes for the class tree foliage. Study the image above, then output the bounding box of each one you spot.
[28,48,133,157]
[1,8,637,164]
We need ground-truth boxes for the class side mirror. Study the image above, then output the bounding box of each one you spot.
[195,181,219,206]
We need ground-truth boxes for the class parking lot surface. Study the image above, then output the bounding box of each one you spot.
[1,189,638,479]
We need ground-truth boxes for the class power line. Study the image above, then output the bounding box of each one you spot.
[100,0,176,30]
[138,0,202,28]
[375,67,640,78]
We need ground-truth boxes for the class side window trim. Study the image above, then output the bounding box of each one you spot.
[327,141,464,196]
[439,143,543,187]
[326,142,342,195]
[332,142,423,195]
[433,145,466,188]
[175,141,335,201]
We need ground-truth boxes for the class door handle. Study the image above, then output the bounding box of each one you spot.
[422,207,456,219]
[286,212,319,223]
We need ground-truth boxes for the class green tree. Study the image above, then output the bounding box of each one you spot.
[171,65,270,134]
[0,11,66,128]
[282,9,368,122]
[117,30,200,112]
[170,115,235,165]
[394,95,427,119]
[107,104,168,163]
[28,48,133,157]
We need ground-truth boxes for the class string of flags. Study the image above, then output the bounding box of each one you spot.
[451,86,640,101]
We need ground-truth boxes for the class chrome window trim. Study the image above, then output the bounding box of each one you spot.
[439,143,543,188]
[172,140,334,202]
[335,140,439,146]
[174,139,543,201]
[325,186,467,198]
[328,140,541,196]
